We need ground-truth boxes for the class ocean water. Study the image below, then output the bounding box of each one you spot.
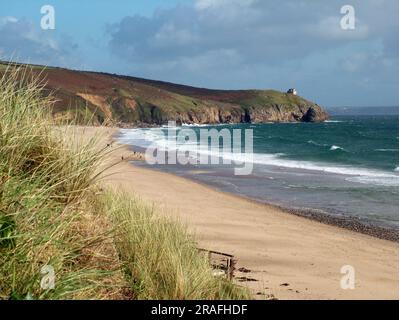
[118,115,399,228]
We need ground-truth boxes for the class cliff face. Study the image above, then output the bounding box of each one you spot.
[0,62,329,125]
[244,105,328,123]
[163,104,328,125]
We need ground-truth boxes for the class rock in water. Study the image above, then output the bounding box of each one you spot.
[302,106,329,123]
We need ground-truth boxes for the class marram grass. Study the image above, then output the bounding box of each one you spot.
[0,66,249,300]
[100,190,249,300]
[0,66,123,300]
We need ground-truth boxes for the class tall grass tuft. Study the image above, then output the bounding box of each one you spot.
[101,191,250,300]
[0,66,124,299]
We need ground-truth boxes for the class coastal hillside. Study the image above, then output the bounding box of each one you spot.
[0,61,328,126]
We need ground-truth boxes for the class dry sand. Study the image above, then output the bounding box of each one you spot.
[82,126,399,300]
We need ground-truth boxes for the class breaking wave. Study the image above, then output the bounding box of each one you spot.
[118,127,399,187]
[330,145,344,151]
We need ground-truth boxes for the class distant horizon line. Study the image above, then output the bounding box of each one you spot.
[327,106,399,109]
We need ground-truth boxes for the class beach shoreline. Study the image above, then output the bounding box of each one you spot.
[130,159,399,243]
[84,125,399,300]
[119,133,399,244]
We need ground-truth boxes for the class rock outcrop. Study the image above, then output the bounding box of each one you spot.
[164,104,328,125]
[302,106,329,122]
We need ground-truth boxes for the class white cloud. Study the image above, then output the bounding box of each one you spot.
[0,16,18,26]
[311,16,369,40]
[108,0,378,73]
[0,16,78,66]
[47,0,399,106]
[154,23,199,46]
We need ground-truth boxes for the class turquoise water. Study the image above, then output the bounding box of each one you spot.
[118,115,399,228]
[250,116,399,174]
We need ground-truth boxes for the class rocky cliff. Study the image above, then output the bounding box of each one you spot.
[161,103,328,125]
[0,62,329,126]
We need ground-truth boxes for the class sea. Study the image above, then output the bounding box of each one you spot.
[117,115,399,229]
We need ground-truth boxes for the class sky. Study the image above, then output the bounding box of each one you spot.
[0,0,398,107]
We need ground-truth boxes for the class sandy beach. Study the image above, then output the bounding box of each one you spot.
[84,126,399,300]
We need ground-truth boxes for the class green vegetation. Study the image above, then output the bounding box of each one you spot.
[102,191,249,300]
[239,90,311,109]
[0,66,249,300]
[0,67,120,299]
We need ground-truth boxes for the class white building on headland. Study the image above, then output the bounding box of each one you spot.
[287,88,297,95]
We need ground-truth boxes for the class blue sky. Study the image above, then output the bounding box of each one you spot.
[1,0,398,107]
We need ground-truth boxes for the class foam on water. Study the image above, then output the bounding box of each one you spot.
[182,123,214,127]
[118,127,399,187]
[375,149,399,152]
[247,154,399,186]
[308,141,345,151]
[330,145,344,151]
